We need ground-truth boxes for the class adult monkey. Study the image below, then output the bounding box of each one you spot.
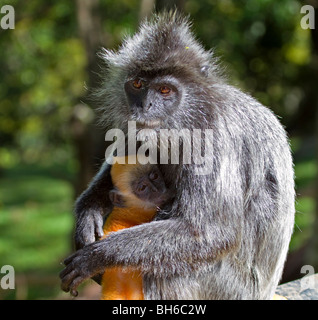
[60,11,295,299]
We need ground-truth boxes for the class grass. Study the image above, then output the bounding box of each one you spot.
[0,164,74,299]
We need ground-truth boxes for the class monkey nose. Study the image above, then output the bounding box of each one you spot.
[141,98,152,112]
[144,103,152,112]
[150,185,158,193]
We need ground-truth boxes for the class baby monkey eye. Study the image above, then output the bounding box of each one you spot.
[159,86,171,95]
[132,79,143,89]
[149,172,159,180]
[138,184,147,192]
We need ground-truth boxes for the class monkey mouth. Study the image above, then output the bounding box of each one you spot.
[136,119,162,129]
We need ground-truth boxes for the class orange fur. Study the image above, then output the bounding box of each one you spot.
[100,157,157,300]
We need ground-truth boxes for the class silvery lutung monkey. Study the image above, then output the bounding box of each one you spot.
[60,11,295,300]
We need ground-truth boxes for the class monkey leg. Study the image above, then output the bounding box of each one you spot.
[101,267,144,300]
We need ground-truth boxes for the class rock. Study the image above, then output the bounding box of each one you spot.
[275,273,318,300]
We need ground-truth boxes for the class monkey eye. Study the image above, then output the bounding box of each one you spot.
[132,79,143,89]
[159,86,171,95]
[137,184,147,192]
[149,172,159,180]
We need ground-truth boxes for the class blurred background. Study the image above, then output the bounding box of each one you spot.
[0,0,317,300]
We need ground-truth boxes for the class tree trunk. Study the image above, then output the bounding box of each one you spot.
[155,0,185,12]
[73,0,107,196]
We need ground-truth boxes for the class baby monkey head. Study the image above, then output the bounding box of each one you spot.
[110,159,173,210]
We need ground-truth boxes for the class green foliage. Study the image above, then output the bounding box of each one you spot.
[0,1,85,166]
[292,197,316,250]
[0,165,74,299]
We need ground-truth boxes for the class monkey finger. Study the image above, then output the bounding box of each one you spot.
[59,265,73,280]
[60,269,78,292]
[71,288,78,297]
[74,233,87,250]
[95,223,104,240]
[62,251,79,266]
[93,212,104,240]
[75,222,95,248]
[69,275,85,297]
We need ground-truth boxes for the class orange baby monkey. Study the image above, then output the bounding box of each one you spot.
[100,157,172,300]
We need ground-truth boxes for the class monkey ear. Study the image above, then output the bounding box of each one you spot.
[200,65,210,77]
[109,189,126,207]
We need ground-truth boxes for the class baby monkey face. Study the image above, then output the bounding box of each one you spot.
[131,166,171,208]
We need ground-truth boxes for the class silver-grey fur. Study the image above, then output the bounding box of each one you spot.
[60,11,295,300]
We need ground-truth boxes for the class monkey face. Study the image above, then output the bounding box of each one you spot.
[109,158,174,210]
[97,13,217,132]
[131,167,172,208]
[124,74,183,129]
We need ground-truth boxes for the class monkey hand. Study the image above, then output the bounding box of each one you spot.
[74,207,105,250]
[74,162,113,250]
[60,241,106,297]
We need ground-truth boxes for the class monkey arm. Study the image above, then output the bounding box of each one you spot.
[74,161,114,249]
[60,180,242,296]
